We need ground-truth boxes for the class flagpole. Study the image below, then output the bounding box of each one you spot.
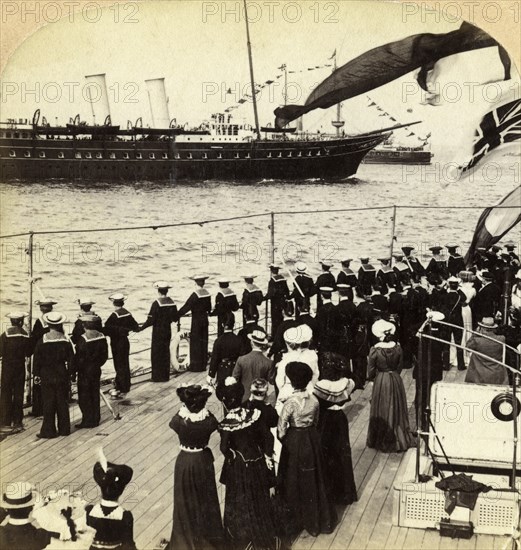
[243,0,261,140]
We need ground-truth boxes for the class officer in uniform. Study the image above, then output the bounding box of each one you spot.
[292,262,315,316]
[208,312,244,384]
[140,282,178,382]
[315,260,336,311]
[30,298,57,417]
[240,275,264,325]
[337,258,357,301]
[315,287,340,355]
[33,312,74,438]
[178,276,212,372]
[0,312,31,435]
[446,244,465,277]
[71,298,99,346]
[352,294,374,388]
[336,284,357,363]
[426,246,449,280]
[402,246,425,282]
[104,293,140,398]
[72,314,108,428]
[357,257,376,297]
[211,279,239,337]
[265,264,290,339]
[376,257,397,294]
[399,280,423,370]
[472,271,501,328]
[442,276,467,371]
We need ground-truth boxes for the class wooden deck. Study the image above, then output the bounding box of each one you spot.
[0,366,510,550]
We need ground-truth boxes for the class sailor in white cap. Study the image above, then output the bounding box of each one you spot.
[31,297,57,417]
[265,264,290,339]
[0,312,31,435]
[72,314,108,429]
[104,293,140,398]
[315,260,336,311]
[71,298,99,346]
[178,276,212,372]
[140,282,179,382]
[211,278,239,337]
[291,261,315,316]
[33,312,74,438]
[240,275,264,326]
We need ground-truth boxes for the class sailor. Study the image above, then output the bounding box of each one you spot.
[370,284,389,317]
[30,298,57,417]
[208,312,244,385]
[474,247,490,272]
[357,257,376,297]
[376,257,397,294]
[402,246,425,282]
[442,276,467,371]
[237,314,263,355]
[240,275,264,325]
[387,282,403,327]
[104,293,140,399]
[292,262,315,316]
[426,246,449,280]
[265,264,290,339]
[211,279,239,337]
[0,312,31,435]
[392,253,412,286]
[336,258,357,301]
[504,241,520,266]
[315,287,341,355]
[295,304,317,347]
[351,295,374,389]
[315,260,336,311]
[399,280,423,370]
[71,298,99,346]
[268,300,298,362]
[140,282,178,382]
[178,276,212,372]
[446,244,465,277]
[72,314,108,429]
[471,271,501,329]
[335,284,357,362]
[33,312,74,439]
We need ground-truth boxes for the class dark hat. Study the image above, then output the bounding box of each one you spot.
[429,246,443,254]
[1,482,36,509]
[250,378,269,400]
[360,257,370,263]
[283,300,295,317]
[269,264,280,271]
[93,450,133,501]
[481,271,494,280]
[216,376,245,406]
[401,246,415,255]
[504,241,517,250]
[286,361,313,390]
[176,384,212,412]
[490,244,502,253]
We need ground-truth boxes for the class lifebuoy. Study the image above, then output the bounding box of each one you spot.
[170,331,190,372]
[490,392,521,422]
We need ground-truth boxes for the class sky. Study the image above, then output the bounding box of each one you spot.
[1,0,519,158]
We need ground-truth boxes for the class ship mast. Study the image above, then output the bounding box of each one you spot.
[243,0,261,140]
[331,52,345,136]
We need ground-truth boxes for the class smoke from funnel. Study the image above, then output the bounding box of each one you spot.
[85,74,111,125]
[145,78,170,128]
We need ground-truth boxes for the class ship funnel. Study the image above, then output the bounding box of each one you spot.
[145,78,170,128]
[85,74,111,125]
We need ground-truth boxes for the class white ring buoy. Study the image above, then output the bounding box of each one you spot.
[170,331,190,371]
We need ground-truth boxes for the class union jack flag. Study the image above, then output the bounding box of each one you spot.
[461,99,521,176]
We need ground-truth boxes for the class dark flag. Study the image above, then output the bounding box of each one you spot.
[274,22,503,128]
[465,186,521,265]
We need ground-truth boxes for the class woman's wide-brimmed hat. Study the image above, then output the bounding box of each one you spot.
[478,317,498,329]
[372,319,396,339]
[176,383,213,405]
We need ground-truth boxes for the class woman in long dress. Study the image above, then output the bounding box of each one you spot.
[217,377,280,550]
[277,362,337,538]
[314,354,358,505]
[366,320,413,453]
[166,384,223,550]
[459,271,477,365]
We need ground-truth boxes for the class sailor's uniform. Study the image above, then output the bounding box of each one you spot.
[212,287,239,336]
[30,316,49,416]
[357,262,376,297]
[376,265,397,294]
[337,269,357,301]
[426,255,449,280]
[315,272,336,311]
[241,284,264,324]
[447,253,465,277]
[104,308,140,394]
[265,274,290,338]
[404,256,425,281]
[141,297,178,381]
[393,261,412,286]
[71,311,102,346]
[0,326,31,428]
[178,288,212,372]
[292,273,315,315]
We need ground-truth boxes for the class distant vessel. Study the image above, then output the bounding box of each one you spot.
[363,141,433,164]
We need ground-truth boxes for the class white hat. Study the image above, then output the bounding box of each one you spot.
[319,287,334,293]
[427,311,445,322]
[78,298,95,306]
[190,275,208,282]
[153,281,171,289]
[295,261,307,273]
[242,275,257,280]
[5,312,27,320]
[372,319,396,339]
[478,317,498,329]
[109,293,127,302]
[35,298,57,306]
[1,482,36,509]
[44,312,67,325]
[320,260,334,268]
[447,276,459,284]
[248,330,268,345]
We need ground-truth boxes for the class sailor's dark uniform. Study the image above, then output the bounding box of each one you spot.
[104,308,140,394]
[357,263,376,297]
[316,301,341,354]
[471,281,501,328]
[33,332,74,437]
[237,321,263,355]
[426,255,449,280]
[351,300,374,388]
[0,521,54,550]
[393,261,412,286]
[0,326,31,428]
[141,297,178,382]
[73,330,108,427]
[315,272,336,310]
[265,274,290,338]
[30,316,49,416]
[178,288,212,372]
[399,287,424,369]
[371,293,389,317]
[209,331,244,383]
[447,254,466,277]
[211,288,239,336]
[240,284,264,324]
[292,273,315,315]
[376,266,398,294]
[404,256,426,281]
[71,311,102,346]
[335,298,357,360]
[337,269,357,301]
[86,502,136,550]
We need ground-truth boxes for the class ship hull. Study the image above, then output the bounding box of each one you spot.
[363,149,432,165]
[0,134,385,182]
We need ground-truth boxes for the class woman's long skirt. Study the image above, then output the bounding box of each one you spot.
[367,371,413,453]
[318,409,358,505]
[278,427,337,537]
[167,449,223,550]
